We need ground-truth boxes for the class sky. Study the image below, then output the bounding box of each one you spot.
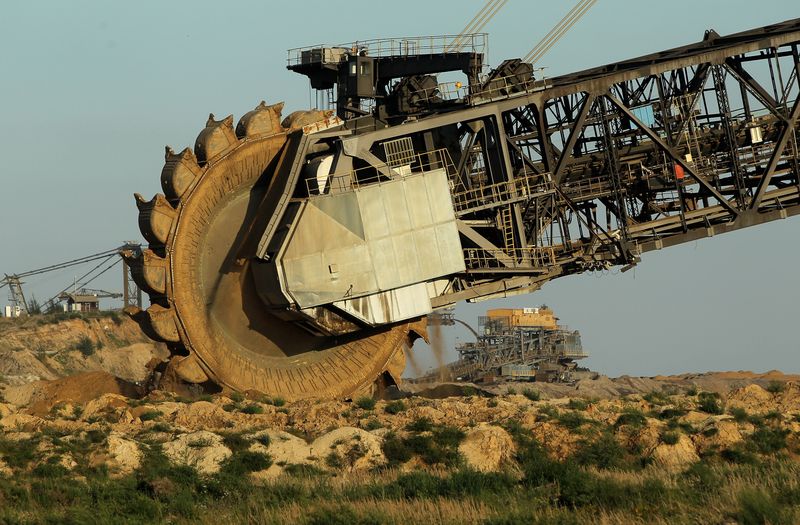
[0,1,798,377]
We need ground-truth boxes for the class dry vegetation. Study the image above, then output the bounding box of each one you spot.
[0,376,798,524]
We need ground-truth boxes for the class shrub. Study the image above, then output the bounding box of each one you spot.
[384,400,406,414]
[138,410,162,422]
[325,452,344,469]
[31,462,69,478]
[729,407,749,422]
[382,432,412,465]
[354,396,376,411]
[405,417,433,432]
[686,386,698,396]
[187,437,213,448]
[557,411,588,431]
[684,461,721,492]
[522,388,541,401]
[614,409,647,429]
[642,390,670,405]
[306,506,364,525]
[574,433,628,470]
[747,427,789,454]
[432,425,466,449]
[404,434,441,465]
[255,434,270,447]
[765,380,786,394]
[567,399,589,411]
[283,463,325,477]
[736,488,790,525]
[721,446,757,465]
[219,450,272,477]
[85,429,107,444]
[74,336,95,357]
[658,407,687,420]
[222,433,249,452]
[697,392,723,415]
[229,391,245,403]
[241,404,264,415]
[396,424,466,467]
[152,422,171,433]
[661,431,680,445]
[362,418,382,431]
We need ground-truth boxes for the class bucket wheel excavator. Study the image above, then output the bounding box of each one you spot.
[125,17,800,399]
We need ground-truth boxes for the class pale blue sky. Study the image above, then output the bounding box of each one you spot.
[1,1,798,376]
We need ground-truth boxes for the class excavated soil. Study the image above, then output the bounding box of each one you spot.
[1,314,798,480]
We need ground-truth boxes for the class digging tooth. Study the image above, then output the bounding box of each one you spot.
[121,248,169,296]
[161,146,201,203]
[194,113,237,165]
[236,101,285,139]
[135,193,176,248]
[281,109,336,131]
[172,354,210,384]
[125,304,180,343]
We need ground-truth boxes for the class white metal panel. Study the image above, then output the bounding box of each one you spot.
[405,174,434,229]
[333,282,432,325]
[279,169,465,313]
[381,182,412,234]
[359,188,390,240]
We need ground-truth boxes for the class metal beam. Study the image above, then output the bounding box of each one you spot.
[605,92,740,217]
[552,93,594,185]
[456,220,514,268]
[750,94,800,209]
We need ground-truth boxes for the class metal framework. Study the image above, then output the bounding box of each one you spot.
[280,19,800,310]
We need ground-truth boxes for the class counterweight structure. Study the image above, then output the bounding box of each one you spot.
[126,19,800,399]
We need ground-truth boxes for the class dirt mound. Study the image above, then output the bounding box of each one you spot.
[20,371,142,416]
[163,431,232,475]
[458,424,516,472]
[0,315,168,389]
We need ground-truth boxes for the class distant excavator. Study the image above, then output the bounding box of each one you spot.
[123,4,800,398]
[421,306,589,384]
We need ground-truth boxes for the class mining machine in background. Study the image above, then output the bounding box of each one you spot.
[125,15,800,399]
[421,307,590,384]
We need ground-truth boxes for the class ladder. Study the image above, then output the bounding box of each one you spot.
[500,206,515,252]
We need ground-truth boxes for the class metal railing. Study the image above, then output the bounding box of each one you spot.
[451,170,552,213]
[307,148,457,196]
[288,33,488,67]
[469,71,551,104]
[399,70,552,108]
[463,247,556,270]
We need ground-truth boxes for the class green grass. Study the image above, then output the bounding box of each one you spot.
[729,407,749,422]
[74,336,96,357]
[354,397,376,411]
[384,400,406,415]
[660,431,680,445]
[697,392,724,415]
[229,391,245,403]
[522,388,541,401]
[765,381,786,394]
[240,404,264,415]
[566,399,589,411]
[405,417,434,432]
[382,423,466,468]
[0,439,797,524]
[139,410,163,422]
[614,409,647,429]
[737,488,792,525]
